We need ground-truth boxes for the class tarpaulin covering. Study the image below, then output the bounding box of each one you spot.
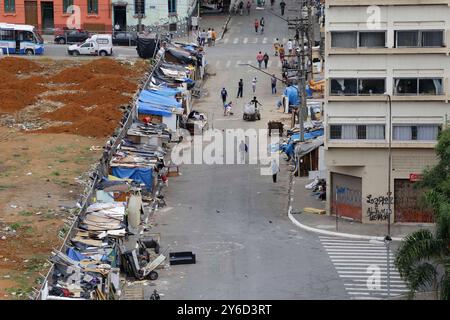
[111,167,153,191]
[289,128,324,143]
[284,85,312,106]
[137,101,174,117]
[295,136,324,158]
[144,87,181,97]
[138,90,182,108]
[67,248,87,262]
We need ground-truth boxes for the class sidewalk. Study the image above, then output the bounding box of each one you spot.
[289,176,435,241]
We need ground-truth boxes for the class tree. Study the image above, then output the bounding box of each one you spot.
[395,127,450,300]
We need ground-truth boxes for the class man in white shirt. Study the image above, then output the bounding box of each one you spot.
[207,28,213,47]
[287,39,293,54]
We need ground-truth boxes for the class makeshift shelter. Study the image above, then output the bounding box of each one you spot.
[111,167,153,192]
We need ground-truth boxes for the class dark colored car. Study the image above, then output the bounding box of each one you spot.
[54,30,90,44]
[112,32,137,46]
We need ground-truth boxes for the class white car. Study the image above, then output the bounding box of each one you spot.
[67,34,113,57]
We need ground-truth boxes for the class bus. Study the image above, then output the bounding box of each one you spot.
[0,23,44,55]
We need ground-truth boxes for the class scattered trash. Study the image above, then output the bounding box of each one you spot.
[27,172,33,176]
[169,252,196,265]
[1,236,6,240]
[10,205,18,209]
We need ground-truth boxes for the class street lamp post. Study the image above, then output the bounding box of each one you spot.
[385,93,392,236]
[384,235,392,298]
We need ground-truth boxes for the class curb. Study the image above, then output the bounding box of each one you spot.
[219,15,232,40]
[288,206,404,242]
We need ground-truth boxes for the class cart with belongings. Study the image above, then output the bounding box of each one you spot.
[243,102,261,121]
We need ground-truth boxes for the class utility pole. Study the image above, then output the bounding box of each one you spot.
[137,0,143,32]
[307,0,314,80]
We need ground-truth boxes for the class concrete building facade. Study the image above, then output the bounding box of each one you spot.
[111,0,197,36]
[324,0,450,224]
[0,0,113,32]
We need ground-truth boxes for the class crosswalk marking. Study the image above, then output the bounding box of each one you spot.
[243,37,248,44]
[320,236,408,300]
[262,37,268,44]
[223,38,229,44]
[219,37,278,46]
[233,38,239,44]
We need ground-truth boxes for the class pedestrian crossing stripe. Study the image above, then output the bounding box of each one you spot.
[319,236,408,300]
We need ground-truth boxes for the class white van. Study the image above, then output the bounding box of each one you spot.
[67,34,113,57]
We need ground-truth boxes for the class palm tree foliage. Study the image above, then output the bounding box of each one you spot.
[395,128,450,299]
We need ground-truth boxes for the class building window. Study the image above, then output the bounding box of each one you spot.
[331,31,386,48]
[63,0,74,13]
[330,78,385,96]
[134,0,145,15]
[4,0,15,13]
[330,125,342,139]
[359,32,386,48]
[394,78,443,95]
[330,125,385,140]
[331,32,357,48]
[168,0,177,13]
[395,30,444,48]
[393,125,440,141]
[87,0,98,14]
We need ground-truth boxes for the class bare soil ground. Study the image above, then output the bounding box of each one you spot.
[0,56,148,299]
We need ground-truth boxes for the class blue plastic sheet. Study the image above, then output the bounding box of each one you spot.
[137,101,174,117]
[67,247,87,262]
[139,90,182,108]
[283,85,312,106]
[112,167,153,191]
[288,129,324,143]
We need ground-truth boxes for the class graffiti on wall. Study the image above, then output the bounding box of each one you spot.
[336,186,361,205]
[366,194,392,221]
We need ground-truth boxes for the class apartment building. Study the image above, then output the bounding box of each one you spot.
[324,0,450,224]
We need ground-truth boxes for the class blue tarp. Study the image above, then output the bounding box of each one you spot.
[137,101,174,117]
[112,167,153,191]
[288,128,324,144]
[283,85,312,106]
[145,87,181,96]
[139,90,182,108]
[67,247,87,262]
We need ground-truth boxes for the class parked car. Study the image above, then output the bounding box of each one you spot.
[112,32,137,46]
[55,29,90,44]
[67,34,113,56]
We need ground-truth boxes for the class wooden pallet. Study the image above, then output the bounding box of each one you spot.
[120,286,144,300]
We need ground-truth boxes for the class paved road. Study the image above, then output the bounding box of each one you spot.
[42,43,138,58]
[150,6,350,300]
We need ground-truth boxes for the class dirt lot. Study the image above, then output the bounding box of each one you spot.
[0,57,148,299]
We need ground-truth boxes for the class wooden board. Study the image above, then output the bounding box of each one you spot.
[303,207,326,215]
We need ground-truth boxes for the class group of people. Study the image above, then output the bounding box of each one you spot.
[197,28,218,47]
[234,1,252,15]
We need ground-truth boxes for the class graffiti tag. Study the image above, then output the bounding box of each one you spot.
[366,194,392,221]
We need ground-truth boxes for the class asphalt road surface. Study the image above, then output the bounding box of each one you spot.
[151,6,350,300]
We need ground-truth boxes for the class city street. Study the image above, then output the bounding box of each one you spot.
[151,6,348,300]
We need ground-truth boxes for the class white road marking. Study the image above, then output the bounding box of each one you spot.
[243,37,248,44]
[233,38,239,44]
[223,38,229,44]
[321,237,407,300]
[226,61,231,68]
[262,37,268,44]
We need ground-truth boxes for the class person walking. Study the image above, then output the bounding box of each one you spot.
[237,79,243,98]
[207,28,212,46]
[246,1,251,15]
[238,0,244,15]
[200,29,206,46]
[280,0,286,16]
[211,28,217,46]
[271,74,277,94]
[239,140,247,163]
[252,77,257,93]
[273,38,280,56]
[278,44,285,61]
[270,0,275,8]
[263,52,269,69]
[287,38,293,54]
[271,158,279,183]
[254,19,259,33]
[256,51,264,69]
[260,17,265,34]
[221,87,228,106]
